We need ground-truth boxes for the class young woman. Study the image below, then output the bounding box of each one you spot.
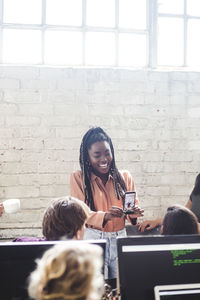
[161,204,199,235]
[139,173,200,232]
[70,127,143,279]
[28,243,104,300]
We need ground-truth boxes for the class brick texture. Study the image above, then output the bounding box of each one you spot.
[0,66,199,240]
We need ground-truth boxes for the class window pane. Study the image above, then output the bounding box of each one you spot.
[119,0,146,29]
[157,17,184,66]
[3,29,41,64]
[187,0,200,16]
[85,32,115,65]
[158,0,184,14]
[3,0,41,24]
[86,0,115,27]
[44,31,82,65]
[46,0,82,26]
[187,19,200,67]
[118,33,147,67]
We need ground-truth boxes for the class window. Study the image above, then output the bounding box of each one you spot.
[157,0,200,67]
[0,0,199,68]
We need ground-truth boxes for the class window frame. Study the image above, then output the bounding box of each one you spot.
[0,0,199,68]
[156,0,200,68]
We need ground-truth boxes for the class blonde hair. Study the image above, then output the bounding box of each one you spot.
[28,242,104,300]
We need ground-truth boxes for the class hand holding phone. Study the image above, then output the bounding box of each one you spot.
[123,191,136,215]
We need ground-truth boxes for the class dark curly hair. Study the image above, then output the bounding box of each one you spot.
[42,196,89,240]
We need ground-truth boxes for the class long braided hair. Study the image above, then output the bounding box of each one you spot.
[79,127,127,210]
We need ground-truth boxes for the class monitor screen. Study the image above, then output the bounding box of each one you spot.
[0,239,106,300]
[117,235,200,300]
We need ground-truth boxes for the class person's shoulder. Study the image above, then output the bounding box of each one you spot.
[119,170,131,176]
[70,170,83,180]
[71,170,82,176]
[190,192,200,200]
[119,169,133,180]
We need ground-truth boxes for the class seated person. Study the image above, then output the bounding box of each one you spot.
[161,204,199,235]
[13,196,89,241]
[42,196,89,240]
[28,242,104,300]
[139,173,200,232]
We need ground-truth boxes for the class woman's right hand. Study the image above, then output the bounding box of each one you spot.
[0,203,4,217]
[104,206,124,223]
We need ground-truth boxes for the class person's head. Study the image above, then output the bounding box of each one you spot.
[192,173,200,195]
[79,127,126,209]
[80,127,114,177]
[28,243,104,300]
[42,196,89,241]
[161,204,199,235]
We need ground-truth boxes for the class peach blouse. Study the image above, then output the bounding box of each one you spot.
[70,169,138,232]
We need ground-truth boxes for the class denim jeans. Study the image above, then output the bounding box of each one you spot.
[84,227,126,279]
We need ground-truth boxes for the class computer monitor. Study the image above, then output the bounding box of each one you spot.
[0,239,106,300]
[117,235,200,300]
[154,283,200,300]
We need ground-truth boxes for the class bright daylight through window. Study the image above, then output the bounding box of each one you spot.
[0,0,200,68]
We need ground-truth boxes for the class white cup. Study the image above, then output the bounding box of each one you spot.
[3,199,20,214]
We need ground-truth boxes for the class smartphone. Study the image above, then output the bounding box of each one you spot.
[123,191,136,214]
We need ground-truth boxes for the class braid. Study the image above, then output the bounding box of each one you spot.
[79,127,127,210]
[79,131,95,210]
[109,142,127,203]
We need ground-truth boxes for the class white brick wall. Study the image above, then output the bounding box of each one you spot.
[0,66,200,240]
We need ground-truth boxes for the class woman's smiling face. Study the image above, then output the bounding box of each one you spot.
[88,140,113,176]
